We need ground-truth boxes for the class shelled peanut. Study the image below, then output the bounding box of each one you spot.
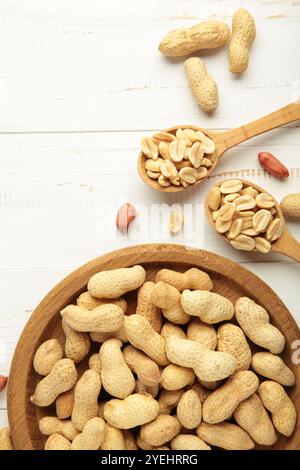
[207,180,284,253]
[20,263,296,452]
[141,128,215,188]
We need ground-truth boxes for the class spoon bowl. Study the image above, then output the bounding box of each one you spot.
[205,179,300,263]
[138,102,300,192]
[138,125,219,193]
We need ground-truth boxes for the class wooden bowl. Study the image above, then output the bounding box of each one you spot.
[7,244,300,450]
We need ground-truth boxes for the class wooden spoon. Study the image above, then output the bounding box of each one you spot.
[138,102,300,193]
[205,180,300,262]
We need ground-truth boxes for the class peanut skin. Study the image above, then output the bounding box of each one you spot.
[258,380,297,437]
[33,339,63,376]
[31,359,77,407]
[155,268,213,292]
[197,423,254,450]
[158,389,184,415]
[151,281,190,325]
[124,314,169,366]
[160,364,195,391]
[185,58,218,113]
[88,353,101,374]
[251,352,295,386]
[189,382,211,403]
[159,20,230,57]
[104,393,160,429]
[140,415,180,446]
[135,380,159,398]
[100,339,135,399]
[90,325,128,343]
[177,390,202,429]
[181,290,234,324]
[116,202,136,233]
[217,323,252,371]
[280,194,300,218]
[258,152,289,179]
[72,369,101,431]
[234,394,277,446]
[137,435,155,450]
[77,291,127,312]
[101,425,126,450]
[61,304,124,333]
[71,417,105,450]
[44,434,71,450]
[136,281,162,332]
[88,265,146,299]
[202,371,259,424]
[39,417,79,441]
[161,321,187,340]
[171,434,211,451]
[166,336,236,382]
[56,389,74,420]
[235,297,285,354]
[62,319,90,363]
[228,9,256,74]
[0,427,14,450]
[187,319,217,350]
[198,379,221,391]
[123,345,162,387]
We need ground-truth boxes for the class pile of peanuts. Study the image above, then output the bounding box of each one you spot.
[141,128,215,188]
[208,180,284,253]
[1,264,296,451]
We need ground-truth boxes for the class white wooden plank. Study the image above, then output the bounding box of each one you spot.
[0,410,9,427]
[0,389,7,412]
[0,266,73,377]
[0,0,299,132]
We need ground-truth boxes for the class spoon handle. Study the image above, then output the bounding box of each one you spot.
[217,102,300,150]
[272,227,300,263]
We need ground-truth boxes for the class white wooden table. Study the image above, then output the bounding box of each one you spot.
[0,0,300,427]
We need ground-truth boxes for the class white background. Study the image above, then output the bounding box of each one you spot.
[0,0,300,426]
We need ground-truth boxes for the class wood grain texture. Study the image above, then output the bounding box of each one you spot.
[272,227,300,262]
[7,244,300,450]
